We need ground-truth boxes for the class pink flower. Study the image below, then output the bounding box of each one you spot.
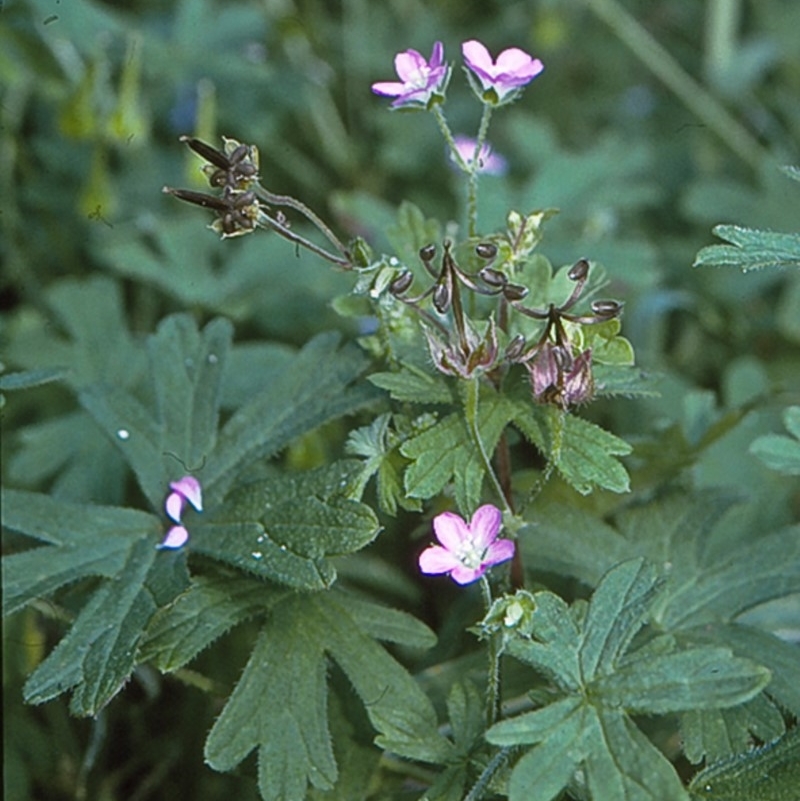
[159,475,203,549]
[372,42,449,108]
[450,136,508,176]
[462,40,544,104]
[419,505,515,585]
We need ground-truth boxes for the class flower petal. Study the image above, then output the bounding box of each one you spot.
[496,48,542,78]
[449,563,485,584]
[429,41,445,68]
[371,81,407,97]
[158,525,189,549]
[432,511,471,552]
[469,504,502,551]
[462,40,493,74]
[419,545,461,575]
[165,491,185,523]
[395,49,427,82]
[482,537,515,568]
[170,475,203,511]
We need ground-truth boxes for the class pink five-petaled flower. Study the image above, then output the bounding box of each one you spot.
[419,504,515,585]
[372,41,449,109]
[450,135,508,176]
[462,40,544,104]
[159,475,203,550]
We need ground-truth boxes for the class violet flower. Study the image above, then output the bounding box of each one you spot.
[419,505,515,585]
[462,40,544,104]
[526,342,594,408]
[159,475,203,549]
[372,41,449,108]
[450,136,508,176]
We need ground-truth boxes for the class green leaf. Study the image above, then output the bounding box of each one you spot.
[1,489,158,615]
[512,402,632,494]
[688,726,800,801]
[681,695,787,765]
[24,538,189,714]
[593,647,770,714]
[204,592,452,801]
[385,200,442,269]
[139,573,289,672]
[205,333,380,497]
[486,695,583,746]
[585,708,688,801]
[579,558,660,680]
[749,406,800,475]
[0,367,68,391]
[368,363,453,404]
[191,462,380,590]
[401,395,515,511]
[693,225,800,272]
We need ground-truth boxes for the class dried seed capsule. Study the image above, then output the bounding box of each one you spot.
[389,270,414,295]
[568,258,590,282]
[229,144,250,164]
[479,267,507,288]
[591,299,622,317]
[505,334,526,361]
[503,283,529,301]
[419,243,437,262]
[475,242,498,259]
[433,282,451,313]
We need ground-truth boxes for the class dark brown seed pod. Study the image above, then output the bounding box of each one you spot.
[433,282,451,313]
[591,299,622,317]
[568,258,590,282]
[229,144,250,164]
[475,242,498,260]
[479,267,507,288]
[179,136,231,170]
[503,283,529,301]
[419,243,437,262]
[389,270,414,295]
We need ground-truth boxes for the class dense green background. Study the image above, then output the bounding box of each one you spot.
[2,0,799,799]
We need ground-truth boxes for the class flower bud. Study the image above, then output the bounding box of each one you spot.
[505,334,526,361]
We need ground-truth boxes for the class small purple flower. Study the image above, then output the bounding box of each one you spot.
[450,136,508,176]
[159,475,203,549]
[462,40,544,104]
[526,342,594,408]
[419,505,515,585]
[372,42,449,109]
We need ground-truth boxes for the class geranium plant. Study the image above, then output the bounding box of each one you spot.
[3,15,799,801]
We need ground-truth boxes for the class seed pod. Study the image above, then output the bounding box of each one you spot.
[475,242,498,260]
[433,282,451,313]
[389,270,414,295]
[180,136,232,170]
[591,299,622,317]
[229,144,250,164]
[568,258,590,282]
[419,243,437,263]
[503,283,529,301]
[505,334,526,361]
[233,190,257,209]
[479,267,507,288]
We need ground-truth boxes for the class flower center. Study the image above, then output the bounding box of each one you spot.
[408,66,432,89]
[458,538,486,570]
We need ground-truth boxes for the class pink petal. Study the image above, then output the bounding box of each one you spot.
[469,504,502,550]
[432,511,471,552]
[449,564,485,584]
[158,525,189,549]
[170,475,203,511]
[371,81,406,97]
[483,537,515,568]
[419,545,461,574]
[462,40,493,72]
[495,48,539,76]
[429,41,445,68]
[395,49,427,82]
[165,491,185,523]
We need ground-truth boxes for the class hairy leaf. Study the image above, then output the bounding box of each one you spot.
[693,225,800,272]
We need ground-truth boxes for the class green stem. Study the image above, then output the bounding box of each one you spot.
[256,209,352,268]
[465,378,512,515]
[585,0,770,170]
[479,576,501,729]
[704,0,741,84]
[463,746,514,801]
[431,104,469,171]
[467,104,493,239]
[254,185,351,263]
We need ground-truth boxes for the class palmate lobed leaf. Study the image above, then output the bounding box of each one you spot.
[486,560,769,801]
[204,591,452,801]
[190,462,381,590]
